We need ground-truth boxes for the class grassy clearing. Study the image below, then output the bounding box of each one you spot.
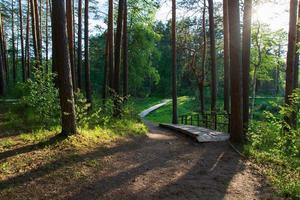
[145,96,198,123]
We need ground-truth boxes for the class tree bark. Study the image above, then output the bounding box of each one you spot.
[172,0,178,124]
[285,0,298,128]
[12,0,16,83]
[108,0,114,90]
[66,0,76,90]
[30,0,40,65]
[228,0,244,143]
[77,0,83,89]
[103,32,109,100]
[25,0,30,79]
[294,0,300,88]
[34,0,42,63]
[51,0,77,136]
[0,13,6,95]
[242,0,252,131]
[123,0,128,97]
[114,0,125,94]
[18,0,25,81]
[84,0,92,103]
[45,0,49,73]
[208,0,217,113]
[1,17,8,83]
[200,0,207,114]
[223,0,230,112]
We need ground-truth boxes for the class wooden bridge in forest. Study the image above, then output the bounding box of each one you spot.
[140,101,230,143]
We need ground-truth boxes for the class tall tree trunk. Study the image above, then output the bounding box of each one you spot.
[18,0,25,81]
[251,65,257,120]
[34,0,42,63]
[275,45,281,95]
[12,0,16,83]
[25,0,30,79]
[228,0,244,143]
[242,0,252,131]
[294,0,300,88]
[66,0,76,90]
[103,32,109,100]
[200,0,207,114]
[285,0,298,128]
[84,0,91,103]
[223,0,230,112]
[123,0,128,97]
[30,0,40,65]
[114,0,124,94]
[45,0,49,73]
[1,17,8,83]
[108,0,114,90]
[172,0,178,124]
[77,0,82,89]
[0,13,6,95]
[208,0,217,113]
[52,0,77,136]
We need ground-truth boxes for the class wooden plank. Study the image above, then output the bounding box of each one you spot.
[159,123,230,143]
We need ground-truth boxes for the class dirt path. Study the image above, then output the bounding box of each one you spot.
[68,121,279,200]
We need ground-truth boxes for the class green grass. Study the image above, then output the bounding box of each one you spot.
[128,97,163,113]
[145,96,198,123]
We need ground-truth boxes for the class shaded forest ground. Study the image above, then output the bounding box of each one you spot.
[0,117,281,199]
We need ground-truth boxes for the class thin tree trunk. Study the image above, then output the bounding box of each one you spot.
[34,0,42,63]
[52,0,77,136]
[1,17,8,83]
[84,0,91,103]
[18,0,25,81]
[242,0,252,131]
[12,0,16,83]
[25,0,30,79]
[223,0,230,112]
[208,0,217,113]
[251,65,257,120]
[123,0,128,97]
[228,0,244,143]
[103,32,109,100]
[0,13,6,95]
[200,0,207,114]
[66,0,76,90]
[275,45,281,95]
[45,0,49,73]
[30,0,40,65]
[77,0,82,89]
[114,0,125,94]
[172,0,178,124]
[285,0,298,128]
[108,0,114,90]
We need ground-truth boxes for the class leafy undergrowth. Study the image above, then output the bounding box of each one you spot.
[0,120,147,199]
[245,148,300,199]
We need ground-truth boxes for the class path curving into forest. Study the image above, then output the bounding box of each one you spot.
[69,121,279,200]
[68,103,280,200]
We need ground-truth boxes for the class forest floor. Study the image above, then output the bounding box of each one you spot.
[0,119,283,199]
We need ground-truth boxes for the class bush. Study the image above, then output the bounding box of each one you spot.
[246,89,300,198]
[20,68,60,126]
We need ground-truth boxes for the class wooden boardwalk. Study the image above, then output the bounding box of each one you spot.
[159,123,230,143]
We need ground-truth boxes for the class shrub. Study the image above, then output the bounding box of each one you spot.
[21,68,60,126]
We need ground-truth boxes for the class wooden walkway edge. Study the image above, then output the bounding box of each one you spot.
[159,123,230,143]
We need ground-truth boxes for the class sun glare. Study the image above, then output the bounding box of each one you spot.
[253,2,289,31]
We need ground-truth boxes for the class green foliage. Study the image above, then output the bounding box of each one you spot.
[246,89,300,198]
[74,91,112,128]
[21,68,60,126]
